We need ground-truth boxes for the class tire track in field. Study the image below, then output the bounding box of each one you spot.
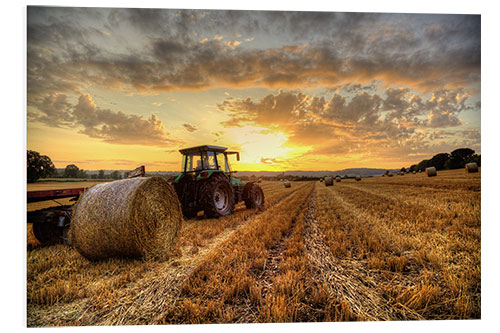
[305,184,414,321]
[230,183,315,323]
[71,183,311,325]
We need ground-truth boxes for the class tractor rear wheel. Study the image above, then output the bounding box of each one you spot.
[199,174,235,218]
[244,183,265,209]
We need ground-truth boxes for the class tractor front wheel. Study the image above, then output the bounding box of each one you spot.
[199,174,235,218]
[244,183,265,209]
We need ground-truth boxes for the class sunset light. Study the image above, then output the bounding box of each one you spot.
[26,7,480,172]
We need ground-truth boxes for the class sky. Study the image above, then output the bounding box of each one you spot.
[26,6,481,172]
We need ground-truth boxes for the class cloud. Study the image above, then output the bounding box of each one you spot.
[27,93,73,127]
[72,94,180,146]
[182,123,198,132]
[27,8,480,102]
[218,88,478,160]
[260,157,284,165]
[29,93,181,147]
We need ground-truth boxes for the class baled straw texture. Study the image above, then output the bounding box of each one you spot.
[324,176,334,186]
[426,166,437,177]
[284,180,291,188]
[335,176,341,182]
[355,175,361,181]
[466,162,478,173]
[70,177,183,261]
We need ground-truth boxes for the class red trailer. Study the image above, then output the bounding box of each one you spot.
[27,166,145,244]
[27,188,86,244]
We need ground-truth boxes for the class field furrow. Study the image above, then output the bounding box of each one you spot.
[318,183,480,319]
[304,184,401,321]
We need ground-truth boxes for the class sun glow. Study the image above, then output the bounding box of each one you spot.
[226,125,310,171]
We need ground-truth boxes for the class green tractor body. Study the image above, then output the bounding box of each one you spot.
[169,145,264,218]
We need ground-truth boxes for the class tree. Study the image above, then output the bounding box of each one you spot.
[98,170,105,179]
[416,159,430,171]
[27,150,55,183]
[429,153,450,170]
[110,170,121,180]
[400,167,407,173]
[409,164,417,172]
[467,154,481,166]
[63,164,79,178]
[77,169,88,179]
[448,148,475,169]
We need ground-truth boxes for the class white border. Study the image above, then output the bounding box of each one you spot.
[5,1,499,332]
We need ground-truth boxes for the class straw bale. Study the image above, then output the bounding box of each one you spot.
[426,166,437,177]
[324,176,334,186]
[284,180,291,188]
[465,162,478,173]
[355,175,361,181]
[70,177,183,261]
[335,176,341,182]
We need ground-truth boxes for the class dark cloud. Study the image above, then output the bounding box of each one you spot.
[27,8,480,102]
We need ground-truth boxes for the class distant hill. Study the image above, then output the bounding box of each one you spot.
[58,168,398,178]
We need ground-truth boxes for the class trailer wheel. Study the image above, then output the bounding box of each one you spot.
[32,221,63,244]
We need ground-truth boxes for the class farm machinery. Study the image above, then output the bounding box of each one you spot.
[27,145,265,244]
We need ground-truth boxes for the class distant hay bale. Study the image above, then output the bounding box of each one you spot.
[412,171,416,174]
[70,177,183,261]
[335,176,341,182]
[284,180,291,188]
[465,162,478,173]
[355,175,361,181]
[426,166,437,177]
[324,176,334,186]
[388,173,393,177]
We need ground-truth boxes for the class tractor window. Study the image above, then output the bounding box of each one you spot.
[185,152,219,172]
[216,152,230,173]
[205,151,217,170]
[193,154,203,171]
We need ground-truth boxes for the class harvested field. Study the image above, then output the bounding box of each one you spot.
[27,171,481,326]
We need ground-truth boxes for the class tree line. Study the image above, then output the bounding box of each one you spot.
[398,148,480,174]
[27,150,123,183]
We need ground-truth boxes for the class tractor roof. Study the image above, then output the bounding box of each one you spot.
[179,145,228,154]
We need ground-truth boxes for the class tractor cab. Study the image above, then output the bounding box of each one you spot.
[170,145,264,218]
[178,145,239,178]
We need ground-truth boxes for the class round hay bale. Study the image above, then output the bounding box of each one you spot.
[70,177,183,261]
[355,175,361,181]
[335,176,341,182]
[412,171,416,174]
[324,176,334,186]
[284,180,291,188]
[426,166,437,177]
[465,162,478,173]
[388,173,393,177]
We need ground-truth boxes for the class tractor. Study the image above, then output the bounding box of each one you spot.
[169,145,264,218]
[27,145,264,245]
